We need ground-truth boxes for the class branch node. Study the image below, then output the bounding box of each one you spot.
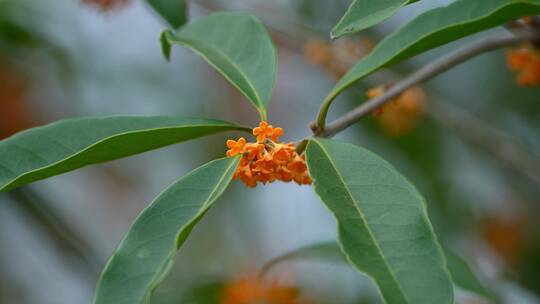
[309,121,323,136]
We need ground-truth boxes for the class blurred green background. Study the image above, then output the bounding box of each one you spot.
[1,0,539,303]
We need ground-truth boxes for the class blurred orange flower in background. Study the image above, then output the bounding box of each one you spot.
[304,38,374,78]
[0,62,35,139]
[368,86,426,137]
[482,214,534,265]
[81,0,131,11]
[506,45,540,86]
[220,276,309,304]
[303,39,332,70]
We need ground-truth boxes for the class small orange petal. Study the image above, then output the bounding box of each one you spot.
[271,127,284,141]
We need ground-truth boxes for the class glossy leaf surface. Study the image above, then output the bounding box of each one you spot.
[93,156,239,304]
[306,138,453,304]
[262,242,494,300]
[327,0,540,102]
[332,0,418,38]
[0,116,248,191]
[162,12,276,120]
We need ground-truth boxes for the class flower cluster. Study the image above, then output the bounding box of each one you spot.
[226,122,311,187]
[304,38,374,78]
[506,44,540,86]
[368,86,426,137]
[81,0,130,11]
[220,276,309,304]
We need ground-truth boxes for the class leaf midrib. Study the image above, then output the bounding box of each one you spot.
[311,139,409,303]
[144,156,239,302]
[94,157,239,304]
[332,0,409,37]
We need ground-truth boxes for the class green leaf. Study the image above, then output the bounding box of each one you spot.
[305,138,453,304]
[327,0,540,103]
[262,242,496,301]
[0,116,248,192]
[93,156,239,304]
[444,248,496,300]
[331,0,418,38]
[146,0,188,29]
[162,12,277,120]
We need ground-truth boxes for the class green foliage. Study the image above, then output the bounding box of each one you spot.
[262,242,496,301]
[178,282,226,304]
[161,12,277,121]
[305,138,454,304]
[146,0,188,29]
[0,116,248,192]
[331,0,418,38]
[3,2,536,302]
[326,0,540,103]
[93,156,239,304]
[444,248,497,301]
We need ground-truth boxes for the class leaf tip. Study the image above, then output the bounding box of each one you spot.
[160,30,172,61]
[330,25,342,40]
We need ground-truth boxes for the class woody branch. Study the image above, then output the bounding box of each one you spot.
[316,30,540,138]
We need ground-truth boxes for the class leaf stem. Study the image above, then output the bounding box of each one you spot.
[314,91,339,136]
[295,139,309,154]
[315,30,540,138]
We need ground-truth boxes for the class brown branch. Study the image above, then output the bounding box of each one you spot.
[190,1,540,188]
[318,31,540,138]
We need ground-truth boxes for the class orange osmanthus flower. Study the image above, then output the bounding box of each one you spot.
[226,137,247,157]
[226,122,312,187]
[368,86,426,137]
[253,121,275,143]
[220,276,309,304]
[81,0,130,11]
[506,45,540,86]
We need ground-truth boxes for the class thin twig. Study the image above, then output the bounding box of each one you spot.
[318,31,540,138]
[191,0,540,189]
